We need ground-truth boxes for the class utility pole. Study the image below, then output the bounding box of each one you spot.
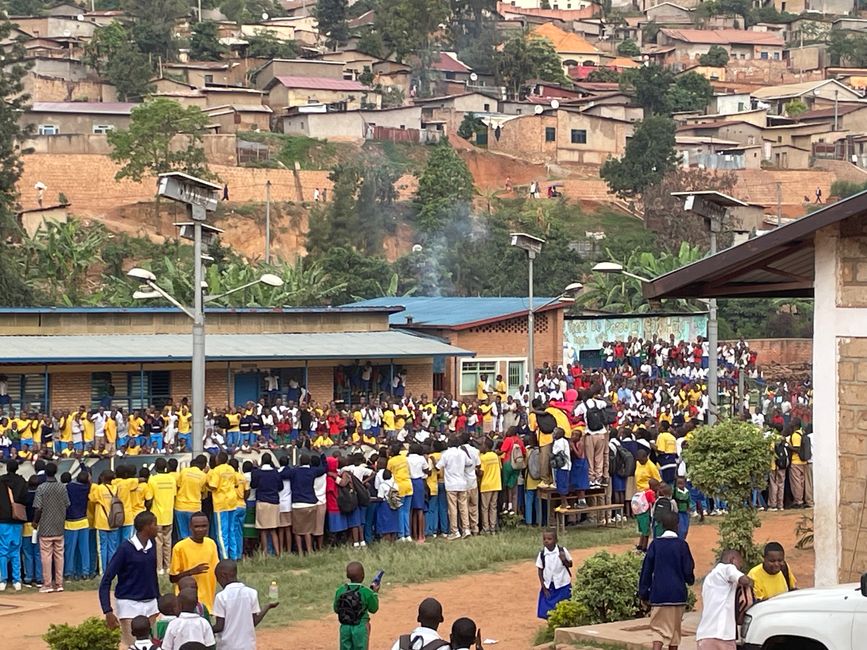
[265,180,272,264]
[776,181,782,227]
[834,89,839,132]
[198,0,203,21]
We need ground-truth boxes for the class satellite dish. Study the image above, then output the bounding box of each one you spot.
[76,14,83,21]
[262,12,270,20]
[534,105,544,114]
[550,99,560,109]
[470,72,478,81]
[411,244,423,253]
[63,29,71,37]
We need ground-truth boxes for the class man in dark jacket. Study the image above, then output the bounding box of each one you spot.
[639,509,695,650]
[251,453,283,556]
[0,460,28,590]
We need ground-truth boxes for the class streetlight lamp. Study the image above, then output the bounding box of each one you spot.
[591,262,651,284]
[510,233,545,402]
[128,268,285,454]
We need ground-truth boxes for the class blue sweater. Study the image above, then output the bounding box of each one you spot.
[98,537,160,613]
[252,467,283,504]
[280,463,326,505]
[66,482,89,521]
[638,535,695,605]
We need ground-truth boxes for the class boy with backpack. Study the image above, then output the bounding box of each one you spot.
[651,483,677,539]
[767,423,787,511]
[334,560,380,650]
[536,528,573,619]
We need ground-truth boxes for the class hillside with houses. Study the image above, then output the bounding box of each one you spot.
[4,0,867,266]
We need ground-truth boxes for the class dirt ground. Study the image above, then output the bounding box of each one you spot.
[0,511,810,650]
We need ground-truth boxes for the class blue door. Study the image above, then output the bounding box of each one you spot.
[234,372,261,406]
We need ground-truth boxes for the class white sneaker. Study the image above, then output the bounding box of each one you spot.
[13,582,22,592]
[359,541,367,547]
[0,582,6,592]
[447,533,461,540]
[462,530,471,538]
[157,569,165,576]
[353,542,360,547]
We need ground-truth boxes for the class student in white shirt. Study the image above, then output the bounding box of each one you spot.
[212,559,277,650]
[161,589,215,650]
[536,529,573,619]
[436,439,473,539]
[460,436,481,536]
[390,597,447,650]
[695,550,753,649]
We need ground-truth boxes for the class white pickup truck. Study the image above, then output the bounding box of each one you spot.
[741,577,867,650]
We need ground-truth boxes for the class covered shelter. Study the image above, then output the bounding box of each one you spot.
[643,190,867,587]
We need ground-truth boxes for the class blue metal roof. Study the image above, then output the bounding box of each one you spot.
[345,297,559,328]
[0,306,400,315]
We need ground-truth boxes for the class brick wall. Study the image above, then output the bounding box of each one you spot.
[307,366,334,404]
[50,372,90,410]
[17,154,418,214]
[837,336,867,582]
[403,362,434,398]
[839,218,867,308]
[721,338,813,366]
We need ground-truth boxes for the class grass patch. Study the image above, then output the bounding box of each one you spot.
[60,526,632,629]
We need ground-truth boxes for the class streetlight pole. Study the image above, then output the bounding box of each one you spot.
[265,180,272,264]
[707,231,719,425]
[527,250,535,403]
[192,220,206,455]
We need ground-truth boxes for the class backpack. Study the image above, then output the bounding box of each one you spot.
[335,585,365,626]
[631,490,650,515]
[612,445,636,479]
[337,480,359,514]
[103,486,125,530]
[538,545,572,577]
[550,449,568,470]
[510,441,527,470]
[652,497,676,523]
[584,400,606,431]
[527,447,542,480]
[604,405,618,426]
[398,636,449,650]
[774,441,790,470]
[799,432,812,462]
[386,487,403,510]
[351,474,371,508]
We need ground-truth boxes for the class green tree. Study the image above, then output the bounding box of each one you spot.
[699,45,729,66]
[784,99,807,117]
[316,0,350,50]
[828,30,866,66]
[84,24,154,100]
[108,99,211,182]
[190,21,227,61]
[123,0,187,61]
[616,39,640,57]
[495,34,566,99]
[620,64,674,114]
[600,115,678,199]
[668,71,714,113]
[0,21,34,306]
[586,68,621,83]
[642,20,660,43]
[683,420,773,566]
[414,139,475,234]
[245,31,299,59]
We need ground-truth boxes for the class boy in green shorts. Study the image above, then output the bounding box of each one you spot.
[333,561,380,650]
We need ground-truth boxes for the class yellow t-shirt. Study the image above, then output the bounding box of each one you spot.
[88,483,116,531]
[382,410,395,431]
[235,471,247,505]
[226,413,241,432]
[114,477,141,526]
[18,418,32,440]
[178,411,192,434]
[60,416,73,442]
[147,472,178,526]
[634,459,662,492]
[170,537,219,610]
[129,416,144,438]
[313,435,333,448]
[495,380,507,400]
[479,451,502,493]
[395,406,409,430]
[656,431,677,455]
[426,452,441,495]
[748,564,796,600]
[176,466,208,513]
[539,407,570,447]
[83,418,95,443]
[789,431,805,465]
[387,455,413,497]
[479,403,493,423]
[208,463,238,512]
[476,380,489,400]
[126,444,141,455]
[104,417,117,444]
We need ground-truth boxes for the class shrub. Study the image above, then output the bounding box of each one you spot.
[547,598,591,633]
[44,617,121,650]
[572,550,643,624]
[830,180,867,200]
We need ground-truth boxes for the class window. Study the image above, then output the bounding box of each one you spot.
[92,124,114,134]
[773,52,780,60]
[507,361,525,394]
[460,361,497,394]
[545,127,556,142]
[91,371,171,411]
[0,373,47,412]
[483,103,490,111]
[571,129,587,144]
[760,51,769,60]
[204,74,214,84]
[738,102,745,112]
[445,71,455,80]
[37,124,58,135]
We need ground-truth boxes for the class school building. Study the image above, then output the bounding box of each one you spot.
[0,307,472,413]
[346,297,568,398]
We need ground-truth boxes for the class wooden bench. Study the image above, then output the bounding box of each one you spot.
[554,503,625,534]
[537,486,609,527]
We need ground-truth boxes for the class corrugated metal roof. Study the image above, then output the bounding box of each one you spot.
[29,102,139,114]
[273,75,367,91]
[0,331,473,363]
[660,28,784,46]
[0,306,399,315]
[346,297,560,328]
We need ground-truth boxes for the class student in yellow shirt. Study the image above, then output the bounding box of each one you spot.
[479,439,502,533]
[104,412,117,454]
[312,433,333,448]
[18,415,33,449]
[351,430,376,446]
[386,443,413,541]
[225,410,241,449]
[787,424,807,507]
[113,465,142,540]
[59,411,73,449]
[425,442,445,537]
[177,406,192,450]
[207,452,239,559]
[146,457,178,575]
[476,374,491,401]
[382,408,395,438]
[83,413,95,449]
[655,423,678,484]
[89,470,121,574]
[128,411,145,447]
[169,512,219,610]
[494,374,508,401]
[634,443,662,492]
[748,542,796,600]
[176,456,209,540]
[230,458,248,562]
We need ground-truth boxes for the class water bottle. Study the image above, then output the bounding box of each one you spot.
[268,580,279,601]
